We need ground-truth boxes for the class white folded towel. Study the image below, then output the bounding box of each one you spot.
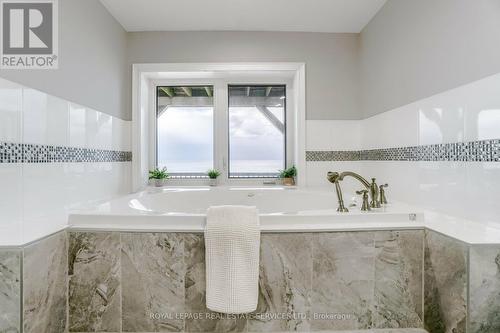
[205,205,260,314]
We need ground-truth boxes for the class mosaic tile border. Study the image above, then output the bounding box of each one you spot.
[306,139,500,162]
[305,150,361,161]
[0,142,132,163]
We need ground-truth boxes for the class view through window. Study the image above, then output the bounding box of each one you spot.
[228,85,286,177]
[156,84,286,179]
[156,86,214,176]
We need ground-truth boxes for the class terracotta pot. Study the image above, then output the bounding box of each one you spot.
[281,177,295,186]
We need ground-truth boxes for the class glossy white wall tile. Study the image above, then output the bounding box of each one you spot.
[465,162,500,226]
[22,163,67,242]
[417,161,468,217]
[96,112,112,150]
[0,79,23,245]
[23,89,47,145]
[358,72,500,227]
[0,78,22,143]
[23,89,69,146]
[69,103,86,148]
[112,118,131,151]
[22,162,131,243]
[417,89,465,145]
[46,95,70,146]
[359,161,419,206]
[0,164,23,245]
[0,78,132,246]
[85,108,99,149]
[463,74,500,141]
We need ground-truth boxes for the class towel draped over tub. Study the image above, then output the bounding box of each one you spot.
[204,205,260,314]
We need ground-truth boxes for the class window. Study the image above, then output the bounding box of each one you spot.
[156,86,214,176]
[155,83,288,180]
[228,85,286,178]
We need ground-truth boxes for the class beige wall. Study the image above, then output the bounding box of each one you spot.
[360,0,500,118]
[126,31,360,120]
[0,0,128,120]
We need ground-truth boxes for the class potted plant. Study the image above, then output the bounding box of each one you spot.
[278,165,297,186]
[207,169,221,186]
[149,167,169,187]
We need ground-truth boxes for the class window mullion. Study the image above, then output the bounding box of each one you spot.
[213,80,229,185]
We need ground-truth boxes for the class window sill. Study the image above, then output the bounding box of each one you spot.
[168,175,209,179]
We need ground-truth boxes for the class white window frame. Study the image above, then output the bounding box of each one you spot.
[132,63,306,189]
[151,76,293,185]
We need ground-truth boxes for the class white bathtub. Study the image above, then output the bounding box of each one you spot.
[68,186,424,232]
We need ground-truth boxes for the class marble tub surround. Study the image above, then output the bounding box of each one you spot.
[312,231,424,331]
[23,232,68,333]
[121,233,185,332]
[5,228,499,333]
[0,249,21,333]
[468,246,500,333]
[249,233,313,332]
[63,230,425,333]
[373,231,423,329]
[312,232,376,331]
[68,232,121,332]
[424,230,467,333]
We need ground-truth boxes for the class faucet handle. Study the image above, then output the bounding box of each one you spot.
[356,189,371,211]
[379,183,388,205]
[369,178,381,208]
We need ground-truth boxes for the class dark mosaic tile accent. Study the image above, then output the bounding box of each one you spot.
[492,140,500,162]
[305,150,361,161]
[306,139,500,162]
[0,141,132,163]
[0,142,23,163]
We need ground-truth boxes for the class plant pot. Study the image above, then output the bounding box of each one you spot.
[281,177,295,186]
[209,178,218,186]
[152,178,165,187]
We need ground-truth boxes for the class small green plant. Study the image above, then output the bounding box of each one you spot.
[278,165,297,179]
[149,167,169,180]
[207,169,221,179]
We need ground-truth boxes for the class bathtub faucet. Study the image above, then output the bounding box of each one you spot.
[327,171,382,212]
